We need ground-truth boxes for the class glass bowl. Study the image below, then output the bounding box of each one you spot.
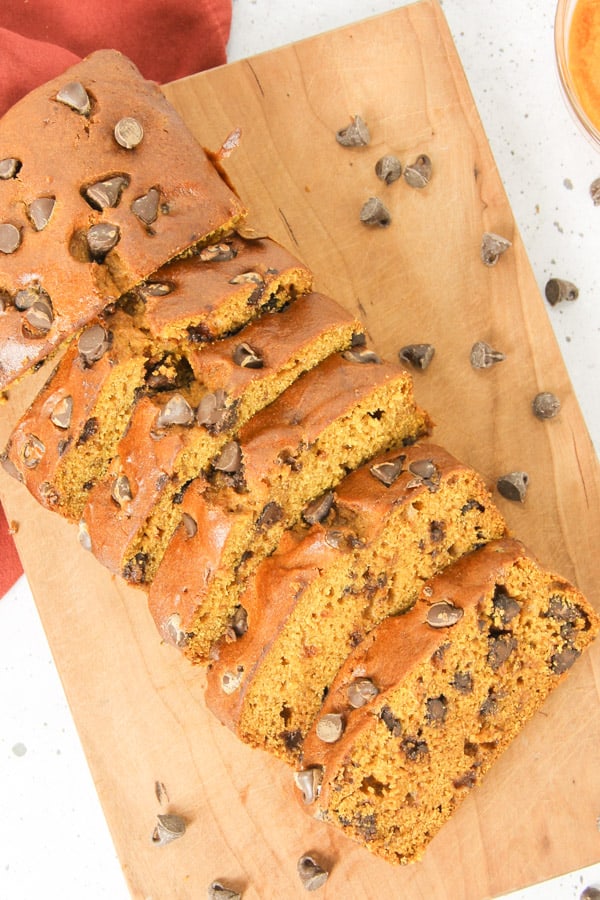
[555,0,600,150]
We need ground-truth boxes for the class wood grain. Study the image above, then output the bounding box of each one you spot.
[2,2,599,897]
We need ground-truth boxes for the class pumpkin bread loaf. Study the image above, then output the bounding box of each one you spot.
[0,49,246,390]
[295,537,599,864]
[148,352,432,661]
[82,296,367,582]
[204,443,507,764]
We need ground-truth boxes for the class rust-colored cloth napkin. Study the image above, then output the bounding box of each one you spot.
[0,0,233,592]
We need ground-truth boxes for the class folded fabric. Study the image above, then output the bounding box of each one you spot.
[0,0,233,592]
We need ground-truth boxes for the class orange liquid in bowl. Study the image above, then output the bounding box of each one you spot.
[568,0,600,132]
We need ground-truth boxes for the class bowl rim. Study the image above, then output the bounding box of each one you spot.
[554,0,600,150]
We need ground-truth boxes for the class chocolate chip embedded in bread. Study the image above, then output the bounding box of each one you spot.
[55,81,91,115]
[131,188,160,225]
[451,670,473,694]
[380,705,402,736]
[369,455,406,486]
[77,324,111,365]
[27,197,56,231]
[487,633,518,671]
[342,347,381,364]
[294,767,324,804]
[492,586,522,624]
[21,434,45,468]
[84,176,130,210]
[23,295,54,337]
[347,678,379,708]
[114,116,144,149]
[425,695,448,725]
[196,389,236,433]
[181,512,198,538]
[550,645,581,674]
[426,600,464,628]
[0,223,21,254]
[302,490,334,525]
[316,713,344,743]
[199,243,238,262]
[156,393,195,427]
[221,666,244,694]
[213,440,242,474]
[232,342,263,369]
[86,222,120,261]
[0,157,21,179]
[49,395,73,430]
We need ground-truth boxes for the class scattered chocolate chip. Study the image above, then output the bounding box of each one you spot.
[156,393,195,427]
[199,242,237,262]
[207,882,242,900]
[23,295,53,336]
[228,271,264,286]
[76,416,98,446]
[131,187,160,225]
[294,767,324,805]
[111,474,133,507]
[27,197,55,231]
[316,713,344,743]
[426,601,464,628]
[78,324,111,365]
[409,458,437,480]
[404,154,432,188]
[49,395,73,429]
[375,154,402,184]
[370,454,406,486]
[360,197,391,227]
[496,471,529,502]
[470,340,506,368]
[221,666,244,694]
[480,689,500,717]
[232,341,263,368]
[451,671,473,693]
[0,157,21,179]
[282,729,303,751]
[227,605,248,640]
[336,114,370,147]
[302,490,334,525]
[492,586,521,624]
[196,389,235,433]
[21,434,45,468]
[380,705,402,737]
[342,347,381,364]
[256,501,283,532]
[399,343,435,370]
[580,886,600,899]
[84,176,130,210]
[532,391,561,419]
[453,769,478,790]
[0,223,21,254]
[55,81,91,115]
[546,595,583,623]
[481,232,511,266]
[401,735,429,760]
[213,441,242,474]
[425,695,447,724]
[86,222,120,261]
[590,177,600,206]
[114,116,144,149]
[151,813,186,846]
[544,277,579,305]
[550,645,581,674]
[297,854,329,892]
[487,633,518,671]
[347,678,379,708]
[182,512,197,538]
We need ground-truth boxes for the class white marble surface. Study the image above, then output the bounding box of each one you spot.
[1,1,599,898]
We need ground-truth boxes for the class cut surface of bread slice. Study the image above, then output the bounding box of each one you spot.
[296,538,599,865]
[148,353,432,662]
[204,443,507,764]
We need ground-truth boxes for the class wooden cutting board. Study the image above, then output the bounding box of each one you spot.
[2,1,600,897]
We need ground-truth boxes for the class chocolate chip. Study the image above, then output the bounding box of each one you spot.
[229,271,265,287]
[451,671,473,694]
[380,705,402,737]
[409,459,437,480]
[49,395,73,429]
[425,695,447,725]
[294,767,324,804]
[282,729,303,751]
[156,393,195,427]
[492,586,521,624]
[232,342,263,368]
[221,666,244,694]
[342,347,381,364]
[496,471,529,502]
[324,529,345,549]
[0,158,21,179]
[546,595,584,623]
[426,601,464,628]
[131,187,160,225]
[336,114,370,147]
[84,176,130,210]
[181,512,197,538]
[302,490,334,525]
[207,882,241,900]
[55,81,91,115]
[196,389,236,433]
[76,417,98,446]
[151,813,186,846]
[227,605,248,639]
[213,441,242,474]
[297,854,329,891]
[23,296,53,336]
[256,501,283,532]
[481,232,512,266]
[453,769,478,790]
[86,222,120,261]
[78,520,92,551]
[347,678,379,708]
[27,197,55,231]
[78,324,111,365]
[369,454,406,486]
[401,736,429,760]
[399,343,435,370]
[139,281,173,297]
[487,633,517,671]
[111,474,133,506]
[375,154,402,184]
[470,340,506,369]
[360,197,391,227]
[532,391,561,420]
[114,116,144,149]
[404,154,432,188]
[545,277,579,306]
[0,223,21,254]
[21,434,45,468]
[316,713,344,743]
[1,453,23,482]
[199,243,237,262]
[14,288,37,311]
[550,645,581,674]
[429,520,445,543]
